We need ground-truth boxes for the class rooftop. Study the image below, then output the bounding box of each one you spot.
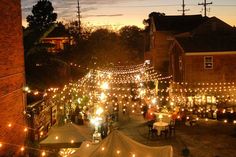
[176,33,236,52]
[151,13,208,33]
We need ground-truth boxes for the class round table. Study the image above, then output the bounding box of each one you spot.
[153,122,169,136]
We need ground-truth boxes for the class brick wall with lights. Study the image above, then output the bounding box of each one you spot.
[0,0,26,155]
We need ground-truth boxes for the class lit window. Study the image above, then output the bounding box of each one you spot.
[204,56,213,69]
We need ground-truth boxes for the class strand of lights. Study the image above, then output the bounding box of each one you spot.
[0,141,52,156]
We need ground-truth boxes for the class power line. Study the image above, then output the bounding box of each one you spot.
[86,4,236,8]
[178,0,190,16]
[198,0,213,17]
[77,0,81,34]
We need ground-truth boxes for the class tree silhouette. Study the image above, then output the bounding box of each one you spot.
[119,26,145,61]
[26,0,57,30]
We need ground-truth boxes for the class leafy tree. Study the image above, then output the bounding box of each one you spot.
[26,0,57,30]
[119,26,145,61]
[88,28,137,66]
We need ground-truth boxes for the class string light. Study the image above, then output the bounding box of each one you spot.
[24,128,28,132]
[117,150,121,154]
[7,62,234,156]
[41,151,46,156]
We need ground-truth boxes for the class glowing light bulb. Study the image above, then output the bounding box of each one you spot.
[101,82,109,90]
[41,151,46,156]
[117,150,120,154]
[23,86,30,92]
[8,123,12,127]
[55,136,59,140]
[71,140,74,144]
[20,146,25,151]
[101,147,105,151]
[40,132,44,136]
[86,144,90,147]
[96,107,104,115]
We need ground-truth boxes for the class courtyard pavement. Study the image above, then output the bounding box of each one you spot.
[111,112,236,157]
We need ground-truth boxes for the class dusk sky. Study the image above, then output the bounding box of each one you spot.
[21,0,236,29]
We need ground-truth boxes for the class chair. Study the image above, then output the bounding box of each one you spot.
[160,126,169,138]
[148,123,157,138]
[169,120,176,136]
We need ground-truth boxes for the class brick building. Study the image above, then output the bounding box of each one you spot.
[0,0,26,155]
[169,17,236,83]
[146,13,207,75]
[145,13,236,116]
[145,13,236,82]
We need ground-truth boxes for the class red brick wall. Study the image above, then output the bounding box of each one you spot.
[0,0,26,155]
[184,54,236,83]
[151,31,172,74]
[170,42,184,82]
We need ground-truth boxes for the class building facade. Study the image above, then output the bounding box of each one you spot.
[169,17,236,83]
[146,13,236,120]
[0,0,26,155]
[147,13,207,75]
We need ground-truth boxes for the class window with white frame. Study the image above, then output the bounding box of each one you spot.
[204,56,213,69]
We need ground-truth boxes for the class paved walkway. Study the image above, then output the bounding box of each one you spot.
[112,113,236,157]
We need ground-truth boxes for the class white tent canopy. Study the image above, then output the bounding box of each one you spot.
[70,130,173,157]
[40,123,91,148]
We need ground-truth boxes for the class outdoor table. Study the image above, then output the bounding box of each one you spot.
[154,112,172,124]
[153,121,169,136]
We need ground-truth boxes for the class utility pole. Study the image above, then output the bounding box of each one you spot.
[178,0,190,16]
[77,0,81,34]
[198,0,212,17]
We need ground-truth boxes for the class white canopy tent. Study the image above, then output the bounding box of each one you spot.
[40,123,91,148]
[70,130,173,157]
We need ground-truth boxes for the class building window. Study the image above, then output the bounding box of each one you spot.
[204,56,213,69]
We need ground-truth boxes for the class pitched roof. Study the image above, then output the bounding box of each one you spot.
[46,24,69,37]
[176,33,236,52]
[191,17,234,36]
[151,14,208,33]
